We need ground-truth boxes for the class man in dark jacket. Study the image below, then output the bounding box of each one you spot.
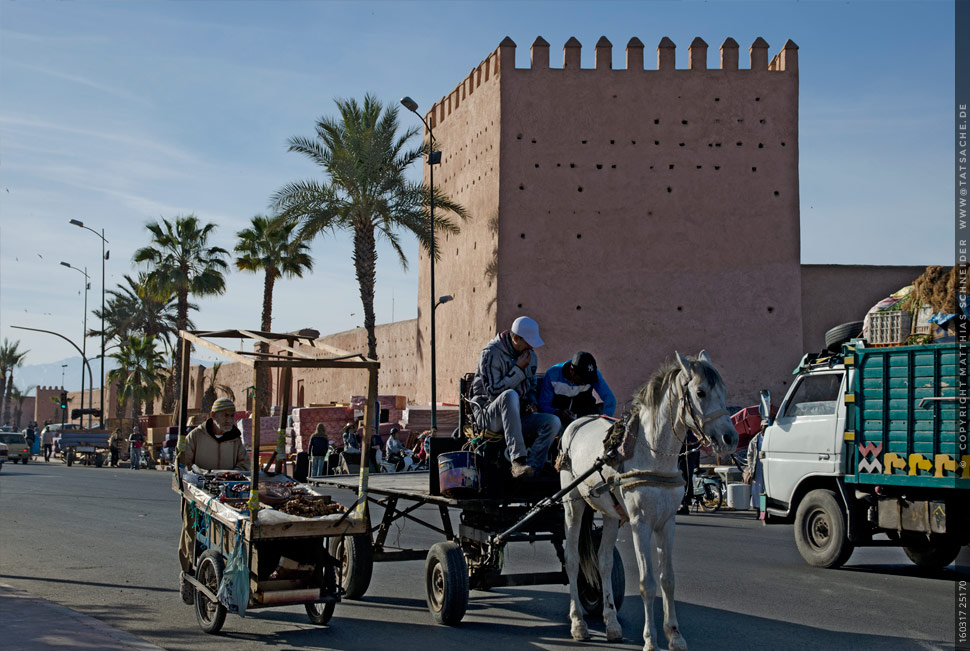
[469,316,560,479]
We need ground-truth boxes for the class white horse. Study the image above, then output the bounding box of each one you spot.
[559,351,738,651]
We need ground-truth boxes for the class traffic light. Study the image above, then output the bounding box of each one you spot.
[60,391,67,410]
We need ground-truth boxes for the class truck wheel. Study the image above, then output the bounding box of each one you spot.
[425,541,469,625]
[95,453,104,468]
[903,539,961,570]
[66,450,74,467]
[824,321,864,353]
[194,549,227,634]
[328,533,373,600]
[794,489,854,568]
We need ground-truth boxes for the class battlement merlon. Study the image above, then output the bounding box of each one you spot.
[424,35,798,130]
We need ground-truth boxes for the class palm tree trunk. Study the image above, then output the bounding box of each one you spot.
[2,373,13,425]
[353,223,378,360]
[0,371,7,425]
[167,288,190,415]
[257,271,276,418]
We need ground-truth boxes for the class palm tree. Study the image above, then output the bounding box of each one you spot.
[273,93,468,360]
[0,339,28,425]
[90,273,192,354]
[199,363,236,415]
[107,335,167,417]
[10,385,26,429]
[133,216,229,413]
[234,214,313,415]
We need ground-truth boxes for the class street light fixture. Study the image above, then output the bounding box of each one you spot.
[401,95,443,431]
[434,295,454,311]
[60,261,93,427]
[61,364,68,388]
[69,219,109,427]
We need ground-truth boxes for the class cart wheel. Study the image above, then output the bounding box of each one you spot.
[95,453,104,468]
[305,600,336,625]
[578,522,626,618]
[699,482,723,512]
[425,541,469,626]
[194,549,227,634]
[328,534,373,600]
[66,450,74,467]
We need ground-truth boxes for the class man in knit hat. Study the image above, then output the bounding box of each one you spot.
[177,397,250,604]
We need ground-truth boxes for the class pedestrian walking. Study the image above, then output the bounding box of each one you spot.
[128,426,144,470]
[41,426,54,462]
[25,425,36,460]
[108,428,122,467]
[308,424,328,477]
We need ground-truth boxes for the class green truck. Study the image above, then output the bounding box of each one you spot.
[758,341,967,569]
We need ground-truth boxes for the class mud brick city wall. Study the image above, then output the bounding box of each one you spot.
[419,36,804,403]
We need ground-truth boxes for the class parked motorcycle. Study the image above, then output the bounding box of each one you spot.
[689,470,724,512]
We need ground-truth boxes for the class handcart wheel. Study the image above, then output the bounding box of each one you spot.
[194,549,227,634]
[578,525,626,618]
[66,450,74,467]
[305,600,336,625]
[328,533,373,600]
[425,541,469,626]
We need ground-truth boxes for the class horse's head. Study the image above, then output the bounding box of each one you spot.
[676,350,738,457]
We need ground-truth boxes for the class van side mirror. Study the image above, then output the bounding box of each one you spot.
[758,390,772,426]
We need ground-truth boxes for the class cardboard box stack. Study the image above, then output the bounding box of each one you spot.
[293,406,354,450]
[404,405,461,434]
[238,416,285,449]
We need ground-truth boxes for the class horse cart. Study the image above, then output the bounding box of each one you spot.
[309,374,627,626]
[172,329,380,634]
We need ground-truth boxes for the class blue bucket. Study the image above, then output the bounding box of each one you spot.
[438,451,482,498]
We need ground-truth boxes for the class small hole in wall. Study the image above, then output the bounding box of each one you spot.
[519,184,525,190]
[696,165,702,169]
[758,143,764,149]
[531,139,536,143]
[647,210,653,216]
[649,165,654,170]
[667,187,672,193]
[520,233,526,239]
[714,166,720,170]
[736,141,743,146]
[760,119,766,124]
[570,163,576,168]
[752,167,757,172]
[774,191,780,196]
[611,165,616,169]
[535,163,539,168]
[655,140,660,145]
[516,134,522,140]
[676,306,683,312]
[679,142,685,147]
[714,97,720,102]
[681,120,688,125]
[767,306,774,313]
[556,163,561,167]
[669,164,675,169]
[582,140,587,144]
[610,139,615,145]
[576,233,582,239]
[577,186,583,192]
[755,97,761,101]
[517,303,523,308]
[715,143,721,148]
[596,164,603,169]
[781,142,786,147]
[654,119,660,124]
[631,140,636,145]
[576,305,582,310]
[737,119,744,124]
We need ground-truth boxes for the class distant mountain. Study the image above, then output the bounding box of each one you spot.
[14,356,211,393]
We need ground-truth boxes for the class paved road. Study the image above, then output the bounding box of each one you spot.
[1,460,965,650]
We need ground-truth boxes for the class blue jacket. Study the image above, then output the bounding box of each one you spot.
[538,362,616,418]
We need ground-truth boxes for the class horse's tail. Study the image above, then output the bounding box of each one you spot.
[578,504,601,591]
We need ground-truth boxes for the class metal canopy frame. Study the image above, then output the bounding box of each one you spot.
[175,329,380,525]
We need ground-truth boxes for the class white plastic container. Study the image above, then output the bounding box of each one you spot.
[726,483,752,510]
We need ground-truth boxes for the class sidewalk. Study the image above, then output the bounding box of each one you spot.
[0,584,165,650]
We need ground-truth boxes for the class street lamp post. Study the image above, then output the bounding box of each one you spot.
[60,262,92,427]
[401,96,442,431]
[70,220,108,427]
[61,364,68,388]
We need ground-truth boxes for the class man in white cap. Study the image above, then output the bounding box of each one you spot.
[176,397,250,604]
[469,316,560,479]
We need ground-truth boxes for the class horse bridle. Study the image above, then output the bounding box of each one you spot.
[668,370,729,452]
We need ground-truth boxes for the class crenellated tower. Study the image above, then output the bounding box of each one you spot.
[416,36,802,403]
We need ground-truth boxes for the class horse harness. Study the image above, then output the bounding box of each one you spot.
[562,367,729,521]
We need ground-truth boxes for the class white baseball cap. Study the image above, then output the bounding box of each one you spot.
[511,316,544,348]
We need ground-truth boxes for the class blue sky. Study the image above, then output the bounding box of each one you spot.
[0,0,956,370]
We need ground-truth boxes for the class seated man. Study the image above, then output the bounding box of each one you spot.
[342,422,360,453]
[176,397,250,605]
[469,316,560,479]
[539,351,617,427]
[384,428,404,465]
